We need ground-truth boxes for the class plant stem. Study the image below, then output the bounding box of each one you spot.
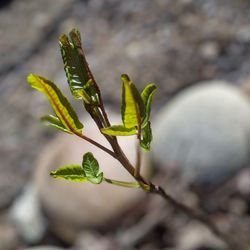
[86,66,111,128]
[151,185,237,249]
[151,185,221,236]
[135,118,142,178]
[135,140,141,178]
[77,129,232,247]
[78,71,233,248]
[76,133,116,158]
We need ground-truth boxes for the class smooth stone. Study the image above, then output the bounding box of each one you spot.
[9,182,47,244]
[35,112,151,242]
[152,81,250,189]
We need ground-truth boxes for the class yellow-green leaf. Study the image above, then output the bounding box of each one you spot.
[101,125,137,136]
[121,74,144,128]
[41,114,71,134]
[50,165,87,182]
[27,74,83,134]
[104,178,150,191]
[141,83,157,127]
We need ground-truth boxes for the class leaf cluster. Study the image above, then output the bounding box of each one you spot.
[101,74,156,151]
[50,152,103,184]
[26,28,156,186]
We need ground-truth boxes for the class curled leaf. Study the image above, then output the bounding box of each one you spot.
[121,74,145,128]
[140,121,152,151]
[27,74,83,134]
[59,29,98,104]
[141,83,157,126]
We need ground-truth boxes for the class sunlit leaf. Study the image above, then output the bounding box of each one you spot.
[104,178,150,191]
[27,74,83,134]
[121,74,145,128]
[130,82,145,118]
[50,165,87,182]
[41,114,70,133]
[59,29,98,104]
[101,125,137,136]
[141,83,156,126]
[104,178,141,188]
[140,121,152,151]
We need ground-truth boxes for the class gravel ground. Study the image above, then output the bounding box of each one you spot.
[1,0,250,248]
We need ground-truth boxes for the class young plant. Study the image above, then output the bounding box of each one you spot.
[27,28,233,248]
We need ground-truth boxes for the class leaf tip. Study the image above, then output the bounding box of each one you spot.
[26,73,35,83]
[121,74,130,82]
[59,34,69,45]
[50,171,56,176]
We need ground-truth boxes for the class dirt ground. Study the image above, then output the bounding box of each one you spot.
[1,0,250,249]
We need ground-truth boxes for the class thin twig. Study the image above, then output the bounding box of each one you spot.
[149,185,237,249]
[135,140,141,178]
[85,63,111,128]
[134,102,142,178]
[75,55,234,249]
[135,119,142,178]
[117,200,168,247]
[76,133,116,158]
[77,127,233,247]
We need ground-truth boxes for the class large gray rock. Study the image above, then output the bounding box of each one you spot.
[35,112,151,242]
[152,81,250,188]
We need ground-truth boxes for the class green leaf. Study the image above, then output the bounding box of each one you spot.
[82,152,99,178]
[140,121,152,151]
[101,125,137,136]
[104,178,150,191]
[87,172,104,184]
[50,165,87,182]
[141,83,157,126]
[104,178,141,188]
[83,79,99,105]
[121,74,145,128]
[82,152,104,184]
[59,29,98,104]
[27,74,83,135]
[130,81,145,118]
[41,115,71,133]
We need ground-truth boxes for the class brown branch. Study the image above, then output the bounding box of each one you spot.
[135,115,142,178]
[75,133,116,158]
[135,139,141,178]
[75,50,235,249]
[76,126,235,248]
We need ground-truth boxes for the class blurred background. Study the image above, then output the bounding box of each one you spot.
[2,0,250,249]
